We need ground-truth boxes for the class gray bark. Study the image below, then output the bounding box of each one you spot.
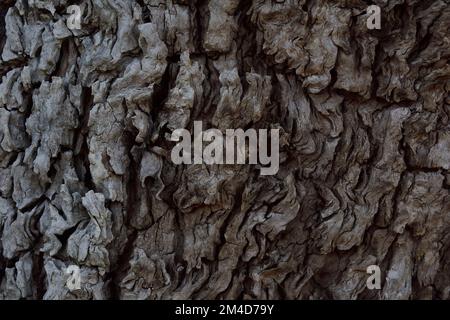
[0,0,449,300]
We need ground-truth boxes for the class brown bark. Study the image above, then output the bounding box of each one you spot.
[0,0,449,300]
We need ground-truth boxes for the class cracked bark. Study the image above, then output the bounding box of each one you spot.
[0,0,449,300]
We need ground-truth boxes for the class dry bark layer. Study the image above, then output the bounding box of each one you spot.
[0,0,449,300]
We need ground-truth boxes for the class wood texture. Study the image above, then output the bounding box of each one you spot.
[0,0,449,300]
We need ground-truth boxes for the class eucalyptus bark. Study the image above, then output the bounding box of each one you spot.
[0,0,449,300]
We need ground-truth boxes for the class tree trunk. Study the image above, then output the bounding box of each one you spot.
[0,0,449,300]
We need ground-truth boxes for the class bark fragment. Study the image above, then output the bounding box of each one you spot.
[0,0,449,300]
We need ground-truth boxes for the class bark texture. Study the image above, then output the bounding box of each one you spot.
[0,0,449,300]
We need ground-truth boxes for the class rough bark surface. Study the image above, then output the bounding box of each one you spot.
[0,0,449,300]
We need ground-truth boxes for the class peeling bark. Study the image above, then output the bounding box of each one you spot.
[0,0,449,300]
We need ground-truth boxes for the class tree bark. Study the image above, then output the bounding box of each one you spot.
[0,0,449,300]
